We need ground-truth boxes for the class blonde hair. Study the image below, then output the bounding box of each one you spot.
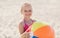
[21,3,32,12]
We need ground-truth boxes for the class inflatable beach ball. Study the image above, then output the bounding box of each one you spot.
[31,22,55,38]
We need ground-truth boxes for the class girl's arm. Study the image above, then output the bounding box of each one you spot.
[19,23,30,38]
[19,23,26,38]
[19,22,24,34]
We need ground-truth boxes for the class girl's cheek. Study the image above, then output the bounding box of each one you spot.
[23,12,32,16]
[29,13,32,16]
[29,13,31,15]
[25,14,28,16]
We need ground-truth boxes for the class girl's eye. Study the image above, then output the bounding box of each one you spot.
[24,10,27,12]
[29,10,32,12]
[24,10,32,12]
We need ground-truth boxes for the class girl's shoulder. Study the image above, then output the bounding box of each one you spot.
[19,20,24,26]
[32,19,36,22]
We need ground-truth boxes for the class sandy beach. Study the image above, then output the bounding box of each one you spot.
[0,0,60,38]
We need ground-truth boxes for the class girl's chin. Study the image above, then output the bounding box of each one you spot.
[25,16,31,18]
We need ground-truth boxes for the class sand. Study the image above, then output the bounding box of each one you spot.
[0,0,60,38]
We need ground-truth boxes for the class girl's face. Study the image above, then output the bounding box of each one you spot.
[21,4,32,18]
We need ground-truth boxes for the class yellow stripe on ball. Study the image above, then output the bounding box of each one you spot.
[31,22,47,32]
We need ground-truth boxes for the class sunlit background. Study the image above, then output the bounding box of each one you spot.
[0,0,60,38]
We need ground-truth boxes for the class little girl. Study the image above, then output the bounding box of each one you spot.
[19,3,36,38]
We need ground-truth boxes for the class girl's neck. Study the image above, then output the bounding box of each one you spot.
[24,17,31,22]
[24,17,33,26]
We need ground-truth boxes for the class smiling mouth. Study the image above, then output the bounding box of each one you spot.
[25,14,31,16]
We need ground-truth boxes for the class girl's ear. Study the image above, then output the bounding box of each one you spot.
[20,5,23,14]
[21,9,23,14]
[20,9,22,14]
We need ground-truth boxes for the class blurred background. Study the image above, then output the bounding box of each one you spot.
[0,0,60,38]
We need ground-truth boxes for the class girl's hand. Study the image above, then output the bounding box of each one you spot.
[20,32,26,38]
[26,32,30,38]
[20,32,30,38]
